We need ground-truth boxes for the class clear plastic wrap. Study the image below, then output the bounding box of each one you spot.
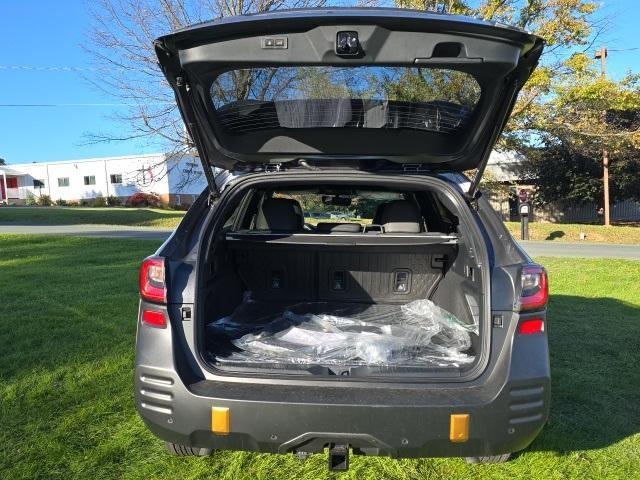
[208,299,476,368]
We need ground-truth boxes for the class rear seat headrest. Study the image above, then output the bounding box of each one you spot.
[377,200,423,233]
[316,222,362,233]
[372,202,389,225]
[255,198,304,232]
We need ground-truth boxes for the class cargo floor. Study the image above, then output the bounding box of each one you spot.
[204,300,477,376]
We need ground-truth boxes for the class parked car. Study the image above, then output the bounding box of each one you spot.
[136,8,549,470]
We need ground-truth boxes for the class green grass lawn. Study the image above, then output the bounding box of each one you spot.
[0,207,185,228]
[1,235,639,480]
[505,221,640,244]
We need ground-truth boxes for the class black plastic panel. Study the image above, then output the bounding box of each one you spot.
[229,242,453,303]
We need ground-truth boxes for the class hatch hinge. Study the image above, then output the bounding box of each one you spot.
[208,190,219,206]
[464,190,482,210]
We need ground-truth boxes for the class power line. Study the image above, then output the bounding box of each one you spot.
[0,64,116,72]
[607,47,639,52]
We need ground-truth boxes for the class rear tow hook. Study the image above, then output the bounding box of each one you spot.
[328,444,349,471]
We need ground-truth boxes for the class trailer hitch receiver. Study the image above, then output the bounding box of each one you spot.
[328,444,349,471]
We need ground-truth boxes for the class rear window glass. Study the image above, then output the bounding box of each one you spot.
[273,190,405,224]
[210,67,480,134]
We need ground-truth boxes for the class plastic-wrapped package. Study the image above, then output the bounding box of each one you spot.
[209,299,476,367]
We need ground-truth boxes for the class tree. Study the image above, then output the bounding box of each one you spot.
[0,158,5,166]
[519,52,640,206]
[396,2,640,213]
[531,54,640,151]
[86,0,329,182]
[523,142,640,205]
[394,1,602,149]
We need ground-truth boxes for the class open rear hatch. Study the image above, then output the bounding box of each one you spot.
[155,7,543,197]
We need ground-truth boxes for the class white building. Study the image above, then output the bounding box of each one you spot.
[0,152,208,206]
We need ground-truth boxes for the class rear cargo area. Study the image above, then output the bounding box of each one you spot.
[201,239,483,376]
[198,185,486,377]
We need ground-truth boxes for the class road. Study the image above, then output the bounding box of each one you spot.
[0,224,172,241]
[1,224,639,259]
[517,240,640,260]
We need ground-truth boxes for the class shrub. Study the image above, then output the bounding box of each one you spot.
[126,192,161,208]
[56,198,68,206]
[37,194,52,206]
[79,198,93,207]
[93,195,107,207]
[25,194,37,206]
[168,203,190,211]
[106,195,121,206]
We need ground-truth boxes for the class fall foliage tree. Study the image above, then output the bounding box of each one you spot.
[521,55,640,204]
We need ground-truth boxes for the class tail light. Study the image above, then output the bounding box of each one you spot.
[139,256,166,303]
[519,265,548,311]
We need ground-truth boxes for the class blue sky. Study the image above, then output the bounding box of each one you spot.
[1,0,639,164]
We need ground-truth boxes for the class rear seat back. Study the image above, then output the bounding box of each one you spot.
[316,222,362,233]
[229,242,452,303]
[376,200,424,233]
[254,198,304,232]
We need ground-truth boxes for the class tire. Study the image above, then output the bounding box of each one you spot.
[165,441,213,457]
[465,453,511,464]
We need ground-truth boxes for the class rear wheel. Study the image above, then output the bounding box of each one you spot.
[465,453,511,464]
[165,442,212,457]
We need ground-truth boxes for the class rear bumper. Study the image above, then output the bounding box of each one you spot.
[135,301,550,458]
[136,367,548,457]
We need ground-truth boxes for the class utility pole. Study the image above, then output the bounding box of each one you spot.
[594,46,610,226]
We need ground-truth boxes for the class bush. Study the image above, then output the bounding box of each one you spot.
[93,195,107,207]
[106,195,121,206]
[56,198,67,206]
[168,203,190,211]
[25,194,37,206]
[126,192,161,208]
[38,194,52,206]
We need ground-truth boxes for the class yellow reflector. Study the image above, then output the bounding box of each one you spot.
[211,406,230,435]
[450,414,469,442]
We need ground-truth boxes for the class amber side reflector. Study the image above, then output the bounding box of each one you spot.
[450,414,470,442]
[211,407,230,435]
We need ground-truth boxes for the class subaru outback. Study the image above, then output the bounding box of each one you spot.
[135,8,549,470]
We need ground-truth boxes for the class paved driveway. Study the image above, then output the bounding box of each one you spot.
[1,224,639,259]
